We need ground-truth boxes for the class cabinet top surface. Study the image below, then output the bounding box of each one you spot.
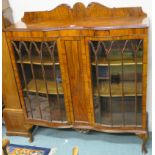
[5,2,149,31]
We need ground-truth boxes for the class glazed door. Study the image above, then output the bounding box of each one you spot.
[10,39,68,125]
[88,37,145,127]
[58,37,90,124]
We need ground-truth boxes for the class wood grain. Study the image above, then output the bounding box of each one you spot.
[22,2,147,22]
[3,108,33,135]
[4,2,148,31]
[2,32,21,109]
[63,39,89,122]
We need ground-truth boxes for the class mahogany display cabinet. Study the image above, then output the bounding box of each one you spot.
[3,2,149,153]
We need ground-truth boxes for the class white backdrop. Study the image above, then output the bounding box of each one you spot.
[7,0,152,131]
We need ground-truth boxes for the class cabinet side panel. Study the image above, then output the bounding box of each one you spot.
[3,108,33,134]
[2,32,21,109]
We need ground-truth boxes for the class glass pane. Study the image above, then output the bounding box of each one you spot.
[124,96,142,125]
[90,39,143,126]
[49,95,66,121]
[93,96,101,123]
[123,65,142,95]
[24,92,50,120]
[110,66,122,96]
[100,97,112,125]
[12,41,66,122]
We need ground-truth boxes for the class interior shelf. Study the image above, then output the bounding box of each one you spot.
[16,56,59,65]
[23,79,63,95]
[94,82,142,97]
[91,58,142,66]
[100,112,142,125]
[98,77,110,80]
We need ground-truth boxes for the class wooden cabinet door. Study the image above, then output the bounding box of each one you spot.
[58,37,92,124]
[87,36,147,128]
[7,37,70,127]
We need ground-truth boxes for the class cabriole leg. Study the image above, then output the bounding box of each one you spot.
[136,133,148,154]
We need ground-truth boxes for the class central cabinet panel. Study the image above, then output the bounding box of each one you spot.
[60,39,89,123]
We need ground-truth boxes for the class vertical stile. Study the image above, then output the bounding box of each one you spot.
[29,42,43,119]
[49,42,63,121]
[132,40,142,126]
[107,60,113,125]
[101,41,114,126]
[12,41,33,118]
[121,40,128,126]
[40,42,53,121]
[134,41,138,126]
[90,41,101,123]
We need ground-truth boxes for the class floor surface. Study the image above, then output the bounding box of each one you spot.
[2,125,152,155]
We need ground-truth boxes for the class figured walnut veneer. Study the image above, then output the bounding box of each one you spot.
[22,2,146,22]
[5,2,148,31]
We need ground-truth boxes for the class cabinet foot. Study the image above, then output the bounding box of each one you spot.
[28,125,37,143]
[6,125,37,143]
[28,135,33,143]
[142,141,147,154]
[136,133,148,154]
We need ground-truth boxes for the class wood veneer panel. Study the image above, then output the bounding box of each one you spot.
[22,2,147,23]
[3,108,32,132]
[2,32,21,109]
[4,2,148,31]
[64,40,89,122]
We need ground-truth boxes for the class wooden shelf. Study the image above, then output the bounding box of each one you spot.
[92,58,142,66]
[98,77,109,80]
[100,112,142,125]
[94,82,142,97]
[23,79,63,95]
[16,56,59,65]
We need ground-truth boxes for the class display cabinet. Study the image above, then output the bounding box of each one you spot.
[3,2,149,153]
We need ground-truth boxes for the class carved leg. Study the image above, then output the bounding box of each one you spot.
[28,132,33,143]
[136,112,149,154]
[136,133,148,154]
[28,125,37,143]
